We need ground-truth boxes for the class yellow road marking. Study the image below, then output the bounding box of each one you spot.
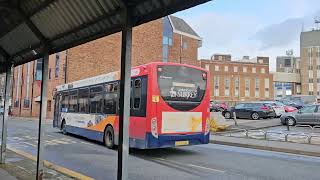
[7,146,94,180]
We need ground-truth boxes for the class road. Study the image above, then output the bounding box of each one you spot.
[2,118,320,180]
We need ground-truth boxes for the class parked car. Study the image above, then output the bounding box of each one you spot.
[276,100,304,109]
[280,104,320,126]
[222,102,276,120]
[261,101,286,118]
[210,101,228,112]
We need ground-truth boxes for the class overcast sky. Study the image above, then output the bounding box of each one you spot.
[175,0,320,70]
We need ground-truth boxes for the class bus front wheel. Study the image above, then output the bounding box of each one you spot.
[104,126,115,149]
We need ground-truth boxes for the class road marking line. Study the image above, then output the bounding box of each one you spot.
[22,142,37,147]
[7,146,94,180]
[187,164,225,173]
[154,158,225,173]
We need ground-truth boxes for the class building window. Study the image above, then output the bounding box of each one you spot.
[35,58,43,80]
[215,65,219,71]
[308,48,312,57]
[183,42,188,49]
[47,100,52,112]
[205,64,209,70]
[252,67,256,73]
[309,70,313,78]
[23,99,30,108]
[24,62,31,108]
[225,77,230,96]
[15,66,21,107]
[245,78,250,97]
[55,52,60,79]
[265,78,269,98]
[234,66,238,72]
[162,16,173,62]
[261,68,265,74]
[214,76,219,96]
[284,59,291,67]
[243,66,247,73]
[309,83,314,92]
[235,77,239,97]
[309,78,314,83]
[255,78,259,98]
[318,78,320,83]
[48,68,51,80]
[224,66,228,72]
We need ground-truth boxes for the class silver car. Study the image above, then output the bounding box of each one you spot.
[280,104,320,126]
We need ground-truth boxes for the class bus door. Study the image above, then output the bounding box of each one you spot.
[53,93,62,128]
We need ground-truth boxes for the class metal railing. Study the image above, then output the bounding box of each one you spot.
[220,125,320,145]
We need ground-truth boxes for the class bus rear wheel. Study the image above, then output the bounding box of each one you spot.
[104,126,115,149]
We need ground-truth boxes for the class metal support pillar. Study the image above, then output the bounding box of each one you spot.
[117,6,132,180]
[36,52,49,180]
[1,64,12,164]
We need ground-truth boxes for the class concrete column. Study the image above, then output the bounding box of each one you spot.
[117,7,132,180]
[0,64,12,164]
[36,52,49,180]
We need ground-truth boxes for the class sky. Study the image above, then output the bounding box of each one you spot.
[175,0,320,71]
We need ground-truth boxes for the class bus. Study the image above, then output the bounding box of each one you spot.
[53,62,210,149]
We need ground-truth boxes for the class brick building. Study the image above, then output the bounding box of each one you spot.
[200,54,274,105]
[11,16,202,118]
[300,30,320,95]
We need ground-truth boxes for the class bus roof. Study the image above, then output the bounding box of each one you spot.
[55,62,206,92]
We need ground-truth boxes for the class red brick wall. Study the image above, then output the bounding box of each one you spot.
[168,33,199,67]
[67,19,164,82]
[11,52,67,119]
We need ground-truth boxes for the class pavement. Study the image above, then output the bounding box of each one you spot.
[1,117,320,179]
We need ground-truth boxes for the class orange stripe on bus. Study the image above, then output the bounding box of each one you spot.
[87,116,116,132]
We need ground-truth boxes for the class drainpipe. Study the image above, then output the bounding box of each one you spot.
[64,50,68,84]
[179,34,182,64]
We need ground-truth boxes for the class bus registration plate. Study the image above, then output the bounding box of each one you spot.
[175,141,189,146]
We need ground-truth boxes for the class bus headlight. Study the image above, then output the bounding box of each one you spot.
[151,117,158,138]
[205,118,210,135]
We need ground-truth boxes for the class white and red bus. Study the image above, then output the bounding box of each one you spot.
[53,62,210,149]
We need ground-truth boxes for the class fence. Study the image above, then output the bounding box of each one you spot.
[222,125,320,145]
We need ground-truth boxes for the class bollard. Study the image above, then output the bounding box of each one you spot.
[233,112,238,126]
[286,118,290,131]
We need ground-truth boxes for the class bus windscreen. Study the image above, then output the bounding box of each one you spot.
[157,65,207,111]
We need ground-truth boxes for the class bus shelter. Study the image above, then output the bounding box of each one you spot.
[0,0,210,179]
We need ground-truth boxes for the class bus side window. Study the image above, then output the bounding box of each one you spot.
[68,90,78,113]
[90,86,103,114]
[104,83,117,114]
[133,79,141,109]
[78,88,89,113]
[130,80,133,108]
[61,92,69,112]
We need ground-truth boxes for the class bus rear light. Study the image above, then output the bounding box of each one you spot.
[151,117,158,138]
[205,118,210,135]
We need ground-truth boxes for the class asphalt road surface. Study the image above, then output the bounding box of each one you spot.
[1,118,320,180]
